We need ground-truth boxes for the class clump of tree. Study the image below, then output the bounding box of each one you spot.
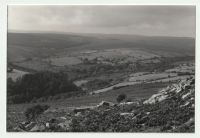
[7,71,81,104]
[116,94,127,103]
[24,104,49,121]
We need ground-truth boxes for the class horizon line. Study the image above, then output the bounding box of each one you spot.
[7,29,195,39]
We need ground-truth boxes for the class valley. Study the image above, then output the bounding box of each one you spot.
[7,32,195,132]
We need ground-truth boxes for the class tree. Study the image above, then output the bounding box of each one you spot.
[116,94,127,103]
[7,71,81,104]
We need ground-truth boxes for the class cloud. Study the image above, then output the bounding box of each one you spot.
[8,5,195,37]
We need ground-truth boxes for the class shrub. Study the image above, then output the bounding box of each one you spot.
[24,104,49,121]
[116,94,127,103]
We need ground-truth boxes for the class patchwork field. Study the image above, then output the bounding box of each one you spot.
[8,32,195,70]
[7,69,28,81]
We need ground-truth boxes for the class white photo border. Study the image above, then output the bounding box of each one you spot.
[0,0,199,138]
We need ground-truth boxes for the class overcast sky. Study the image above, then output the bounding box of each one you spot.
[8,5,195,37]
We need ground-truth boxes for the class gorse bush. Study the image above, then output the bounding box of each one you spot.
[24,104,49,121]
[116,94,127,103]
[7,71,81,103]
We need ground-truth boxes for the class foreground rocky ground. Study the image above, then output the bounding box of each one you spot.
[12,77,194,132]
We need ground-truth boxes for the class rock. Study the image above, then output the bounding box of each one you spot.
[119,104,136,112]
[75,112,82,117]
[120,112,134,116]
[119,101,139,111]
[55,116,67,122]
[57,120,72,131]
[30,124,45,132]
[59,116,67,120]
[144,78,194,105]
[146,112,150,115]
[120,102,134,105]
[180,101,190,108]
[175,85,182,93]
[44,109,57,113]
[182,92,191,99]
[25,122,36,130]
[21,121,29,126]
[30,125,39,132]
[73,107,90,114]
[14,126,26,132]
[45,123,50,128]
[18,121,30,130]
[143,93,168,104]
[97,101,114,107]
[191,104,194,108]
[184,118,194,126]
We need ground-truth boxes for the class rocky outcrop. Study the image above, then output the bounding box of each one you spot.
[144,77,194,105]
[14,77,195,132]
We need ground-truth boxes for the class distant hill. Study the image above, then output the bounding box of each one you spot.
[8,32,195,63]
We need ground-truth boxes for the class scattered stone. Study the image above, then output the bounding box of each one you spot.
[57,120,72,131]
[144,78,194,105]
[146,112,150,115]
[120,112,134,116]
[25,122,36,130]
[21,121,29,126]
[180,101,190,107]
[97,101,114,107]
[14,126,26,132]
[59,117,67,120]
[184,118,194,126]
[143,93,168,104]
[46,123,50,128]
[182,92,191,99]
[191,104,194,108]
[120,102,134,105]
[30,124,45,132]
[13,77,194,132]
[75,112,82,117]
[73,107,91,114]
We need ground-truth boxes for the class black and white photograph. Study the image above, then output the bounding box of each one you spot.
[6,5,195,132]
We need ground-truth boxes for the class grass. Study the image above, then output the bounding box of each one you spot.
[7,81,172,131]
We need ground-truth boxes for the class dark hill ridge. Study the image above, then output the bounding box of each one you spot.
[13,77,194,132]
[8,32,195,52]
[8,32,195,63]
